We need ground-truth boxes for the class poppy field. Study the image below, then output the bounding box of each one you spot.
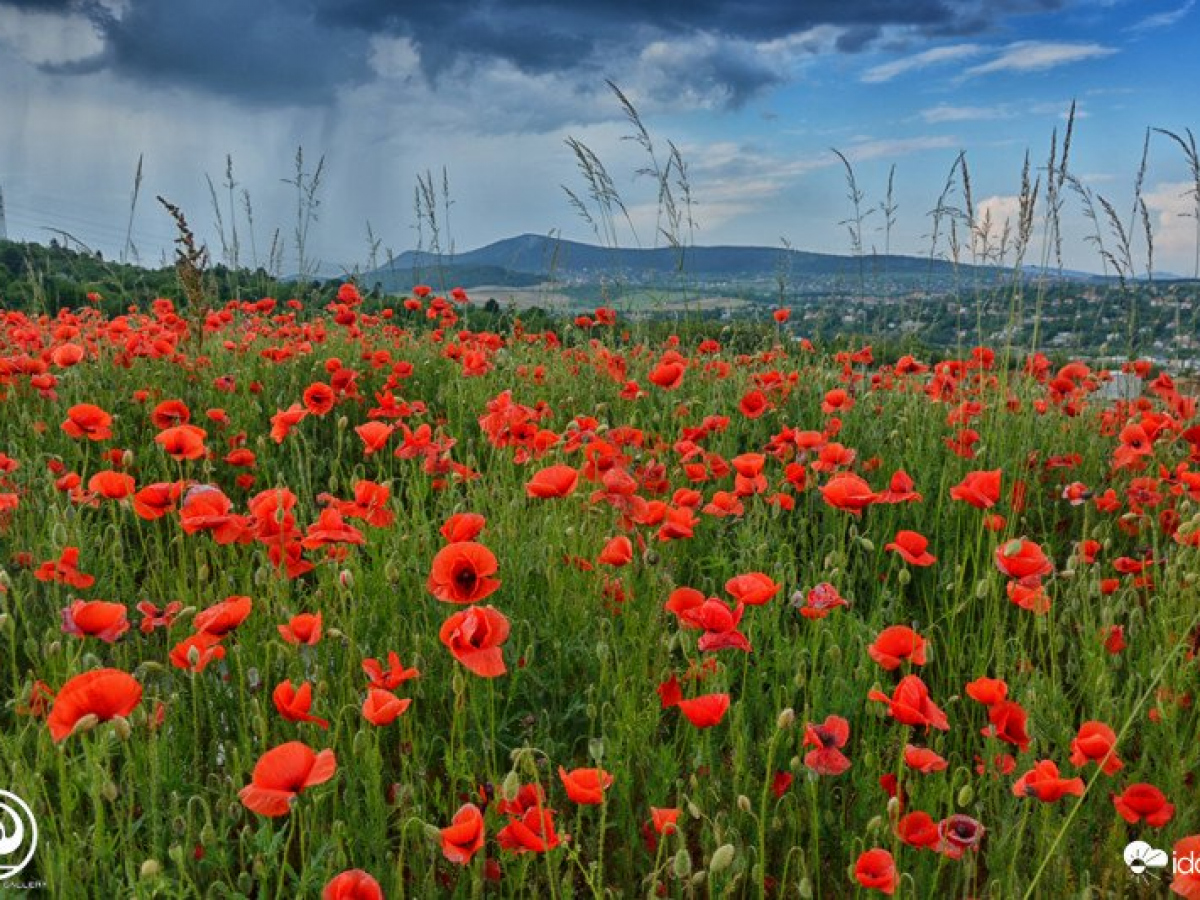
[1,286,1199,899]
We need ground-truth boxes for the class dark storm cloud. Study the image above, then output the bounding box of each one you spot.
[1,0,1069,108]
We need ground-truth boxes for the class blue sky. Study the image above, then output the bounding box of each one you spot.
[1,0,1198,276]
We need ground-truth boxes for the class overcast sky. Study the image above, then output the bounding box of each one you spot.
[1,0,1198,277]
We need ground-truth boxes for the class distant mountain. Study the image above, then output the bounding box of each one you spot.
[366,233,1088,287]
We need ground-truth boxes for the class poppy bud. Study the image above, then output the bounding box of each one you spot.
[101,780,119,802]
[111,716,132,740]
[169,844,185,866]
[237,872,254,893]
[798,876,814,898]
[140,859,162,879]
[47,640,62,656]
[858,536,875,552]
[673,849,692,878]
[896,568,911,585]
[452,671,465,694]
[866,814,883,834]
[200,822,216,846]
[588,738,605,762]
[957,785,975,806]
[352,729,369,757]
[187,645,202,667]
[71,712,100,736]
[776,708,795,730]
[975,579,990,599]
[384,560,401,583]
[737,795,751,813]
[337,569,354,589]
[197,563,210,583]
[501,771,521,801]
[52,522,68,545]
[687,800,702,819]
[710,843,736,873]
[328,474,339,492]
[122,449,134,468]
[424,823,442,843]
[595,642,609,664]
[827,644,842,665]
[690,872,707,888]
[886,796,901,823]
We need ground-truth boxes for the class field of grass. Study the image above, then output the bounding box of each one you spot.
[1,286,1198,898]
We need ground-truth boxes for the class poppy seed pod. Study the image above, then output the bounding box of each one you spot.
[139,860,162,879]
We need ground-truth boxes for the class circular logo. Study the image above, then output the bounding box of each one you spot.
[0,790,38,881]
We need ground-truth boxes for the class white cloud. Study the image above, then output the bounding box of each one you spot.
[861,44,985,83]
[921,104,1013,123]
[963,42,1117,78]
[1143,180,1199,275]
[1129,0,1196,32]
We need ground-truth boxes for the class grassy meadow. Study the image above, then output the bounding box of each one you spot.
[0,282,1198,898]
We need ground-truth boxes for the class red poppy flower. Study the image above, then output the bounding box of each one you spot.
[885,530,936,566]
[439,605,510,677]
[150,399,190,429]
[238,741,337,817]
[1112,783,1174,826]
[362,652,420,690]
[868,625,928,670]
[938,814,985,859]
[273,680,329,729]
[303,382,336,416]
[724,572,780,605]
[441,512,486,543]
[818,472,877,516]
[965,676,1008,706]
[525,464,579,498]
[88,470,135,500]
[194,595,252,635]
[995,539,1053,579]
[803,715,852,775]
[897,811,941,849]
[271,404,308,443]
[301,508,364,549]
[62,404,113,441]
[323,870,383,900]
[795,582,849,619]
[361,688,412,726]
[648,360,685,391]
[1011,760,1084,802]
[279,612,323,646]
[903,745,948,774]
[133,481,185,520]
[854,848,898,895]
[34,546,94,589]
[61,600,129,643]
[650,807,680,834]
[950,469,1001,508]
[558,766,613,805]
[868,675,949,731]
[1069,721,1123,774]
[155,424,208,460]
[676,693,730,728]
[983,700,1031,751]
[598,535,633,567]
[47,668,142,741]
[441,803,486,864]
[1006,576,1051,614]
[496,807,562,853]
[170,632,226,672]
[354,421,393,456]
[428,542,501,604]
